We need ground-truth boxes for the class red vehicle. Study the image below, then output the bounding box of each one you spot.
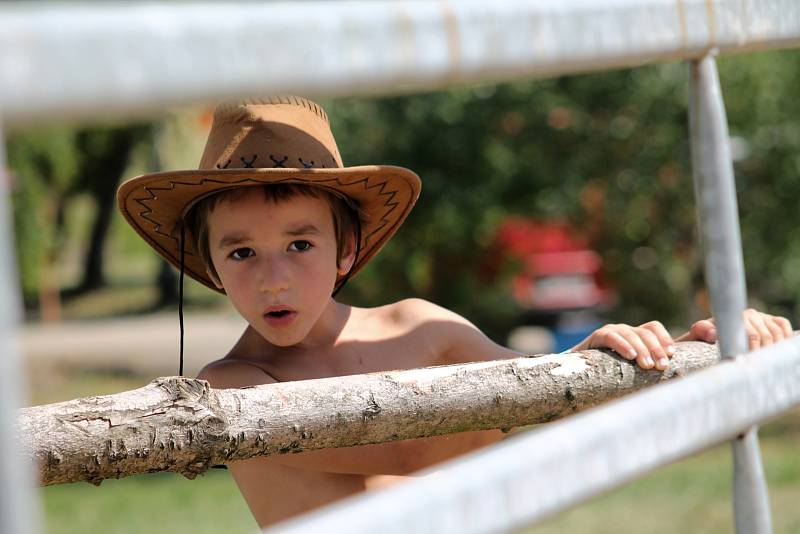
[491,218,615,352]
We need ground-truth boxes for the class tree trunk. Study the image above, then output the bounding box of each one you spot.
[18,342,719,487]
[79,183,115,291]
[37,194,62,322]
[73,126,150,294]
[155,260,178,307]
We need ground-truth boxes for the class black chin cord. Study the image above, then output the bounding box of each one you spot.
[179,225,186,377]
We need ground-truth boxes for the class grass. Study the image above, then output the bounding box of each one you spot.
[31,370,800,533]
[529,436,800,534]
[43,471,257,534]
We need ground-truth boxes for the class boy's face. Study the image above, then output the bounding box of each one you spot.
[206,189,353,347]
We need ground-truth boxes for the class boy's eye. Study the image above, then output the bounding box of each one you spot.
[289,240,313,252]
[230,247,254,260]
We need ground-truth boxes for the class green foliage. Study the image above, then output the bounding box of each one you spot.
[7,124,152,304]
[7,127,80,296]
[720,51,800,316]
[328,49,800,337]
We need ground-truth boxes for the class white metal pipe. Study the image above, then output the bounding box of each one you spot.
[688,54,749,360]
[733,429,772,533]
[0,119,42,533]
[688,54,771,534]
[2,0,800,122]
[268,337,800,534]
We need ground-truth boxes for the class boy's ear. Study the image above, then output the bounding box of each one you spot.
[206,268,224,290]
[336,232,358,277]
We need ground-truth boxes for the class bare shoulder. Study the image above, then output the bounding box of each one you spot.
[377,298,471,328]
[378,298,521,363]
[197,358,278,389]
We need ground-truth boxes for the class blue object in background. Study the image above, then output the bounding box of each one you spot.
[552,317,601,353]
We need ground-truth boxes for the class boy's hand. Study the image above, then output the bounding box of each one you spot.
[675,308,793,350]
[571,310,794,372]
[571,321,676,371]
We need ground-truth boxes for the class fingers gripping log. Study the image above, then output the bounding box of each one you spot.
[18,342,719,486]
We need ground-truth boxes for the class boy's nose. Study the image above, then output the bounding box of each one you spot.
[257,257,290,294]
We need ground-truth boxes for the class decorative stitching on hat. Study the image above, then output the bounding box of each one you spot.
[269,155,288,168]
[136,174,401,243]
[298,158,314,169]
[240,155,258,168]
[216,159,231,169]
[341,176,399,245]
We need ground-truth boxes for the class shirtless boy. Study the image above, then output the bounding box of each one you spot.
[117,97,792,528]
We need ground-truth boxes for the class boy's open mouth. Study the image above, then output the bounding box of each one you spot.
[263,308,297,328]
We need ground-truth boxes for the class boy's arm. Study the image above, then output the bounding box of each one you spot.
[405,299,793,369]
[203,304,791,478]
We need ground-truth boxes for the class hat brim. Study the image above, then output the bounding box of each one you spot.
[117,165,421,294]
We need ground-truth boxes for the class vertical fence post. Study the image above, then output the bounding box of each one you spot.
[688,53,772,534]
[0,118,42,533]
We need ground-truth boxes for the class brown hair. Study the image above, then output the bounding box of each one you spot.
[186,184,362,284]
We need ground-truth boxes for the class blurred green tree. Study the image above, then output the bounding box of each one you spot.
[7,123,151,318]
[328,49,800,340]
[8,127,78,320]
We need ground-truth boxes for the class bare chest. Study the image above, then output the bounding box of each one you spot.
[265,329,443,382]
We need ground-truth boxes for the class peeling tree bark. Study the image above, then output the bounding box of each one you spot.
[18,342,720,486]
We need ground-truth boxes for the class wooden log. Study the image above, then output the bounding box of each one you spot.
[18,342,719,486]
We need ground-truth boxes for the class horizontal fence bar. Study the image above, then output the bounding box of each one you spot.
[3,0,800,122]
[269,335,800,534]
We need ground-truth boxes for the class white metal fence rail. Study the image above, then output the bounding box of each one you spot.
[2,2,800,534]
[2,0,800,121]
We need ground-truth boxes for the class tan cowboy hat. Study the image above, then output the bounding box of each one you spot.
[117,96,421,293]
